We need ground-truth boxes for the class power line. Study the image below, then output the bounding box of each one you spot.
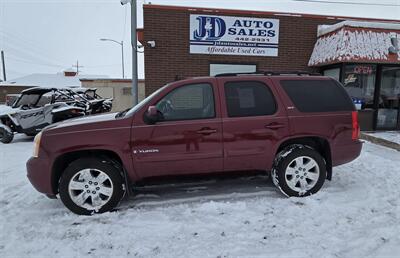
[292,0,400,7]
[0,30,68,66]
[7,56,65,68]
[4,45,67,68]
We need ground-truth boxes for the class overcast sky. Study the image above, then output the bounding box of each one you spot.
[0,0,399,81]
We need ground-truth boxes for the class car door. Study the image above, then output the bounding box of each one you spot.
[131,79,223,178]
[218,77,289,172]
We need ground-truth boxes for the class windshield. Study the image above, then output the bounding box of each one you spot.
[122,84,169,118]
[13,94,41,108]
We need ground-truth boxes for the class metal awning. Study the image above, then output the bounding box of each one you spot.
[308,21,400,67]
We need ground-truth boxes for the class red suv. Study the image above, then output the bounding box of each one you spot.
[27,73,362,215]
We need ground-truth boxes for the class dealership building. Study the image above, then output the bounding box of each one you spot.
[140,4,400,131]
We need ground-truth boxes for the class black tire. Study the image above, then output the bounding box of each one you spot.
[0,126,14,144]
[272,145,326,197]
[59,157,125,215]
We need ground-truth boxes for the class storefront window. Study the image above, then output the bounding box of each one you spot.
[377,66,400,129]
[323,67,340,81]
[343,64,376,130]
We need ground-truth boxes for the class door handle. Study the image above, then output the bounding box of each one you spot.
[196,128,217,135]
[265,123,285,130]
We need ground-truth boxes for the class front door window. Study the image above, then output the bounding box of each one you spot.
[156,83,215,121]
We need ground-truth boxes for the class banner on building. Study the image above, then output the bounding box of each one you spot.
[190,14,279,57]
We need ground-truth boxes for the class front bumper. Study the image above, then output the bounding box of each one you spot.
[26,156,55,196]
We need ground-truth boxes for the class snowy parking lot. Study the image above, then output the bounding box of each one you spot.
[1,135,399,258]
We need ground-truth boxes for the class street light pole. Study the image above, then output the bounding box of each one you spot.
[100,38,125,78]
[121,41,125,79]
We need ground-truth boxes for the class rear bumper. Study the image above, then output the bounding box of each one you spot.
[332,140,363,166]
[26,156,54,196]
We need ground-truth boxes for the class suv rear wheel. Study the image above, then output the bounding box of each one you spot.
[59,157,125,215]
[272,145,326,197]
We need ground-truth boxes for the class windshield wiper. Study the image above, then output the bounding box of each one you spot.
[115,108,130,118]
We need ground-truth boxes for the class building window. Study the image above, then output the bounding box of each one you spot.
[123,87,132,95]
[210,64,257,76]
[224,81,276,117]
[343,64,376,107]
[377,66,400,129]
[343,64,377,131]
[323,67,340,81]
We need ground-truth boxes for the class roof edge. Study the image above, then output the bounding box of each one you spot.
[318,20,400,37]
[143,4,400,23]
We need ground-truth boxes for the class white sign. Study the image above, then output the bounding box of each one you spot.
[190,14,279,57]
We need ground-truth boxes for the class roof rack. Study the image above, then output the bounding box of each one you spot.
[215,70,321,77]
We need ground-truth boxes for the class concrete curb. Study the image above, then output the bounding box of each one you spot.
[360,133,400,151]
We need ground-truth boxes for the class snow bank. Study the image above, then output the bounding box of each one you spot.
[0,137,399,257]
[365,131,400,145]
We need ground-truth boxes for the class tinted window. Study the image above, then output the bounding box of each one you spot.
[281,79,355,112]
[156,83,215,121]
[224,81,276,117]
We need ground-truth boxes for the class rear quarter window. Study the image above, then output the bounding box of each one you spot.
[280,79,355,112]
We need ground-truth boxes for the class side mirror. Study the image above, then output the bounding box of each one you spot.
[144,105,159,124]
[148,105,158,116]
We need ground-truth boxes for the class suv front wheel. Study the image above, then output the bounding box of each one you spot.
[272,145,326,197]
[59,157,125,215]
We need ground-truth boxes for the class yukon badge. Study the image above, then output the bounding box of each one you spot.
[133,149,160,154]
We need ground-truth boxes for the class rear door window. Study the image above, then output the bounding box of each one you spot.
[224,81,276,117]
[280,79,354,112]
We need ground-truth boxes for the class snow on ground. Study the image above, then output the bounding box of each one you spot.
[1,136,400,258]
[365,131,400,145]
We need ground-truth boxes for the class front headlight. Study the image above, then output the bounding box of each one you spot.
[32,132,42,158]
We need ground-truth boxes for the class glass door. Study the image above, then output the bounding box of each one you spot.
[377,66,400,130]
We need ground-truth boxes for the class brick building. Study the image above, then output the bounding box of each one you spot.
[141,4,399,130]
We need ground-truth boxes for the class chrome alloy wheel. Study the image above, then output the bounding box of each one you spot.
[284,156,320,193]
[68,168,114,210]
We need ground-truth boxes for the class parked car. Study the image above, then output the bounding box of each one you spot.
[26,72,362,215]
[0,87,112,143]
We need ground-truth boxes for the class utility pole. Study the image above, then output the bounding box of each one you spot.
[121,0,138,105]
[1,50,6,81]
[72,60,84,74]
[131,0,138,106]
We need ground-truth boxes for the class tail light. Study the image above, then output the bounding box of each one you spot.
[352,111,360,140]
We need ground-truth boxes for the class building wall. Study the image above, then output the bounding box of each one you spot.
[0,86,32,104]
[81,79,145,112]
[143,5,342,95]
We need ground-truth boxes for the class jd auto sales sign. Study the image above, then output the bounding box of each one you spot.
[190,14,280,57]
